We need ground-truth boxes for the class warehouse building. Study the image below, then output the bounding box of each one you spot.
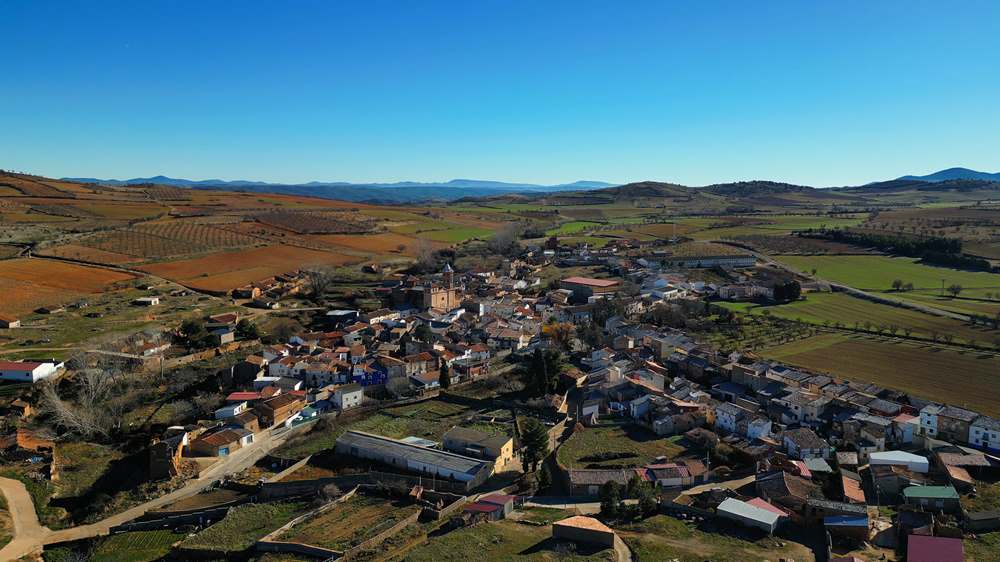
[335,430,493,490]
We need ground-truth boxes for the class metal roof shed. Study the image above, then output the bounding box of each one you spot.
[717,498,780,535]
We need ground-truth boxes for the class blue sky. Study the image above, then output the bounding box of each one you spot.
[1,1,998,186]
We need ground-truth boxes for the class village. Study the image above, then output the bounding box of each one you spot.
[0,236,997,562]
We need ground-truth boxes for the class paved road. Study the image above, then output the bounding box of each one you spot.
[0,423,303,560]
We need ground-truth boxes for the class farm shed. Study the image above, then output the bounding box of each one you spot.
[132,296,160,306]
[869,451,929,473]
[824,515,869,542]
[462,501,504,522]
[0,315,20,329]
[902,485,961,513]
[0,360,58,383]
[716,498,780,534]
[552,516,618,547]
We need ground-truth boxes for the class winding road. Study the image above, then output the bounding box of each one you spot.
[0,422,303,560]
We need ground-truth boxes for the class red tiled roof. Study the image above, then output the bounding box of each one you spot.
[227,392,261,402]
[746,497,790,517]
[554,515,614,533]
[562,277,620,288]
[0,361,43,371]
[463,501,502,513]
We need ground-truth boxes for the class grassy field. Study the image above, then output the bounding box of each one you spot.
[545,220,602,236]
[718,292,996,345]
[180,500,312,553]
[402,518,615,561]
[618,515,815,562]
[0,494,10,550]
[777,255,1000,315]
[557,423,687,469]
[275,397,475,460]
[762,333,1000,416]
[967,532,1000,562]
[279,493,420,551]
[53,441,124,499]
[90,529,186,562]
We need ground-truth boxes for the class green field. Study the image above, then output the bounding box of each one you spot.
[557,423,686,469]
[90,529,186,562]
[618,515,815,562]
[180,501,312,553]
[275,397,475,460]
[280,493,420,551]
[762,333,1000,416]
[545,220,602,236]
[403,518,615,561]
[966,532,1000,562]
[718,292,996,345]
[777,255,1000,315]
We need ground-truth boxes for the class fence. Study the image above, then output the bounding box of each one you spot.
[156,339,260,371]
[111,505,234,533]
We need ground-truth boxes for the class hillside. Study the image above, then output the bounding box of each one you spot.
[897,167,1000,182]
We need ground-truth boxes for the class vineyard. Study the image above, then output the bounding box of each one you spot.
[256,211,374,234]
[143,185,191,201]
[0,173,80,197]
[69,221,263,261]
[730,234,881,255]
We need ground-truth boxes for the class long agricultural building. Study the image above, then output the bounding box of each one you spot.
[335,430,493,490]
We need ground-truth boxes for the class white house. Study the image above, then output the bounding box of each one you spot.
[0,361,59,383]
[747,417,772,441]
[869,451,929,473]
[214,401,248,420]
[334,383,364,410]
[919,405,941,437]
[969,416,1000,451]
[714,403,745,434]
[133,296,160,306]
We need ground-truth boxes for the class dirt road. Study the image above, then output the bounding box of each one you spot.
[0,422,304,560]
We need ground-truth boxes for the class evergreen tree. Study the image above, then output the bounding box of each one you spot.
[521,417,550,472]
[438,362,451,389]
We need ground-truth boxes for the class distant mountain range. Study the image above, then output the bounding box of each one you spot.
[896,167,1000,182]
[60,167,999,204]
[61,175,617,203]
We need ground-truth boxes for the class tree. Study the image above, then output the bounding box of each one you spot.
[537,465,552,491]
[541,321,574,350]
[487,222,522,256]
[521,418,550,472]
[599,480,622,519]
[178,318,213,349]
[903,282,914,292]
[303,267,334,301]
[526,348,563,396]
[438,363,451,390]
[891,279,903,292]
[413,323,433,342]
[235,319,259,340]
[947,284,963,298]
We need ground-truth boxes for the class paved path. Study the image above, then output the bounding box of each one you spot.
[0,423,303,560]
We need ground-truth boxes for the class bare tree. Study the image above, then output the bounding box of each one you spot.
[415,239,436,272]
[303,267,335,301]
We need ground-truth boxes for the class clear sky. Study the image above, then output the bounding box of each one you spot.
[2,1,998,187]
